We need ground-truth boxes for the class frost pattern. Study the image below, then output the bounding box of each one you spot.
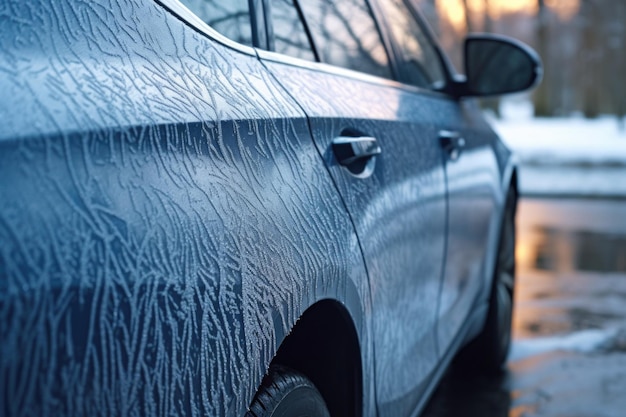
[0,1,368,416]
[262,52,503,415]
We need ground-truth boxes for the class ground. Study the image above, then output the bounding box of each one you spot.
[489,98,626,198]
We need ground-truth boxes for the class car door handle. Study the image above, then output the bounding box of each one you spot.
[439,130,465,161]
[332,136,382,167]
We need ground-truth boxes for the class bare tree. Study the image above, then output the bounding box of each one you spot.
[481,0,501,117]
[461,0,474,33]
[576,0,602,118]
[419,0,440,38]
[533,0,555,116]
[610,1,626,129]
[483,0,493,33]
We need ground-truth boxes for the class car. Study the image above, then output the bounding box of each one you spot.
[0,0,541,416]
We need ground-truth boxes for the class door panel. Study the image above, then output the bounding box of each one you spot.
[367,0,501,361]
[437,103,502,353]
[261,58,454,415]
[0,2,371,415]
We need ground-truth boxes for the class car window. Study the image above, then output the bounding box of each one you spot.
[298,0,392,79]
[269,0,316,61]
[178,0,253,47]
[376,0,445,88]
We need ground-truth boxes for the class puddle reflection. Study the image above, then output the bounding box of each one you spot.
[513,198,626,340]
[527,227,626,273]
[516,198,626,274]
[423,197,626,417]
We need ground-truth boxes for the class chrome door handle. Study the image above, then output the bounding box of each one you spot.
[332,135,381,178]
[332,136,381,167]
[439,130,465,161]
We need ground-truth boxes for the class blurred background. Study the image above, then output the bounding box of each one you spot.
[423,0,625,121]
[415,1,626,416]
[419,0,626,197]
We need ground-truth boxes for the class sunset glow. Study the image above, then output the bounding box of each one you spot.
[436,0,581,32]
[545,0,580,19]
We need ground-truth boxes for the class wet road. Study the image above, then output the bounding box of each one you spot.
[422,197,626,417]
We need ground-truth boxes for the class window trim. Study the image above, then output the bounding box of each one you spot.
[155,0,259,54]
[257,46,451,102]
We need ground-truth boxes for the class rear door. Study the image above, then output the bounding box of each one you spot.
[373,0,502,359]
[436,114,502,354]
[390,0,505,356]
[259,0,451,414]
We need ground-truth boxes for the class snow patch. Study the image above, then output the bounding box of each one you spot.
[487,99,626,196]
[509,328,618,362]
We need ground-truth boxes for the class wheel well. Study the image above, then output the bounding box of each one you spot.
[270,300,362,417]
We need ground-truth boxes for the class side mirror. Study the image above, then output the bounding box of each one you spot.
[462,34,542,97]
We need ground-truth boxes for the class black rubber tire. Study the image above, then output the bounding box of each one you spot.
[457,188,517,374]
[246,366,331,417]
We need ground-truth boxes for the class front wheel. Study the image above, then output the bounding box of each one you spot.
[246,366,331,417]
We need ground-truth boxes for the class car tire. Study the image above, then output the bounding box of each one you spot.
[458,188,517,373]
[246,366,331,417]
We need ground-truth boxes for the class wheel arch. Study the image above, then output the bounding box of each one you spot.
[502,158,519,211]
[508,167,519,210]
[269,299,363,417]
[492,163,518,292]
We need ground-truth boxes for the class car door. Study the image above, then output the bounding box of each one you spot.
[0,1,373,416]
[259,0,450,414]
[372,0,502,359]
[436,113,502,355]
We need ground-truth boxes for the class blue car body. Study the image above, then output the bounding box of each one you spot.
[0,0,520,416]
